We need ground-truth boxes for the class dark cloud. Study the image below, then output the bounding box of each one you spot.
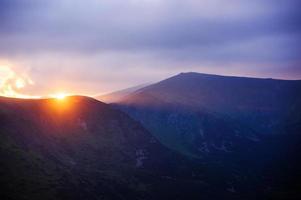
[0,0,300,52]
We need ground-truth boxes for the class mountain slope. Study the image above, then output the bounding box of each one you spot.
[0,96,206,200]
[121,72,301,117]
[1,73,301,199]
[97,83,150,103]
[0,96,148,199]
[113,72,301,199]
[117,72,301,143]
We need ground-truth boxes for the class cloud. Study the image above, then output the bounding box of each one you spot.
[1,0,300,54]
[0,0,300,95]
[0,65,37,98]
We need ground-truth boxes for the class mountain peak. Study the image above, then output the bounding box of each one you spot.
[175,72,301,81]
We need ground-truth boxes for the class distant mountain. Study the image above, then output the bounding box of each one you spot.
[113,72,301,198]
[118,72,301,138]
[97,83,151,103]
[121,72,301,113]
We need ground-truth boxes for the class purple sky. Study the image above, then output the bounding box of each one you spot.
[0,0,300,97]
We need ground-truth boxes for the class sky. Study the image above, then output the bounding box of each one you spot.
[0,0,300,97]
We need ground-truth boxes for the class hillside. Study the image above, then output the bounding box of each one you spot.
[117,72,301,143]
[0,96,203,200]
[112,72,301,199]
[1,79,301,199]
[97,83,150,103]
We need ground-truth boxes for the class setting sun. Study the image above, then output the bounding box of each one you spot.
[52,93,68,100]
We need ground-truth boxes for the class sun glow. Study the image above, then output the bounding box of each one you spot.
[47,92,72,113]
[52,93,68,100]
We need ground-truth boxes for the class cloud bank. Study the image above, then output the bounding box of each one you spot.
[0,0,300,96]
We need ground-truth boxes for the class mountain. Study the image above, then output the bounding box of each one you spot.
[116,72,301,152]
[3,95,271,200]
[0,96,212,200]
[113,72,301,198]
[1,72,301,199]
[97,83,150,103]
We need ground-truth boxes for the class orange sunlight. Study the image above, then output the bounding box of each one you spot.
[48,93,72,113]
[52,93,68,100]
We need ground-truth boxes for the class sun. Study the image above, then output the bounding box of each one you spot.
[53,93,68,100]
[48,92,72,112]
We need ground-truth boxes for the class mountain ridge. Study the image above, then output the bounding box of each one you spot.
[1,72,301,199]
[111,72,301,198]
[114,71,301,163]
[0,95,200,200]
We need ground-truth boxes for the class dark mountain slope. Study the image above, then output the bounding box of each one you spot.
[113,72,301,199]
[1,74,301,200]
[116,73,301,153]
[97,83,150,103]
[0,96,210,200]
[121,72,300,110]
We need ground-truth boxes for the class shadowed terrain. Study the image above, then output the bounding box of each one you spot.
[1,72,301,199]
[0,96,205,200]
[109,73,301,199]
[114,72,301,155]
